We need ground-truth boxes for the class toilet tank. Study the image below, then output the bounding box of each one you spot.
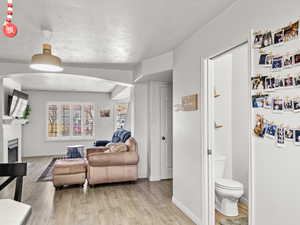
[214,155,226,179]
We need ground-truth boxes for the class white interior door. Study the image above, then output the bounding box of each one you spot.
[160,85,173,179]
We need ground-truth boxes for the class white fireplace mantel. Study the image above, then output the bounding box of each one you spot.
[2,123,22,163]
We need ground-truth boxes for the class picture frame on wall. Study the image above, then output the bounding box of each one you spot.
[283,21,299,42]
[274,29,284,45]
[285,127,294,141]
[283,97,293,111]
[114,103,129,129]
[100,109,111,118]
[293,97,300,112]
[253,32,263,49]
[115,103,129,115]
[283,74,294,88]
[294,129,300,145]
[283,54,294,68]
[252,94,267,108]
[261,31,273,48]
[276,127,285,147]
[294,73,300,86]
[272,97,284,113]
[265,123,277,139]
[181,94,198,111]
[272,56,283,70]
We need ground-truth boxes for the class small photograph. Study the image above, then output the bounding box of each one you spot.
[274,29,284,45]
[115,103,129,115]
[252,94,268,108]
[273,97,284,112]
[266,123,277,139]
[265,76,275,91]
[294,73,300,87]
[294,53,300,65]
[253,33,263,49]
[100,109,111,118]
[293,97,300,112]
[283,75,294,88]
[283,21,299,42]
[276,127,285,147]
[294,129,300,146]
[259,54,268,65]
[261,31,273,48]
[253,114,266,137]
[283,97,293,111]
[258,53,272,67]
[251,75,266,90]
[275,76,284,89]
[285,127,294,141]
[265,54,273,66]
[272,56,283,70]
[264,96,273,109]
[283,54,294,67]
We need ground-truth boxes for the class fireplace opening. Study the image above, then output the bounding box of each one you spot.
[8,138,18,162]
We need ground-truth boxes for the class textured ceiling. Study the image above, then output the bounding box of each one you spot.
[8,73,118,93]
[0,0,236,67]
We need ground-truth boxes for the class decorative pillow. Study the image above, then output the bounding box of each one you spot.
[106,143,128,153]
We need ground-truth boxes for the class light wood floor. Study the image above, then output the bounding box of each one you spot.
[215,202,248,225]
[0,157,195,225]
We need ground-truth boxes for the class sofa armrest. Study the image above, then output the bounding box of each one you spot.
[86,147,109,156]
[87,151,139,167]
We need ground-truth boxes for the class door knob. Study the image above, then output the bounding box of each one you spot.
[162,136,166,140]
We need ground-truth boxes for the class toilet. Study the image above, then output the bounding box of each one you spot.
[215,155,244,217]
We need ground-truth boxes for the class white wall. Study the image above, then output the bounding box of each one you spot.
[173,48,202,223]
[133,83,149,178]
[213,53,233,179]
[231,44,249,202]
[173,0,300,224]
[22,90,115,157]
[135,51,173,81]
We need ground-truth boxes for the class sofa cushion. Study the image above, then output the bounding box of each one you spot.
[88,151,139,167]
[86,147,108,156]
[53,158,87,175]
[106,143,128,153]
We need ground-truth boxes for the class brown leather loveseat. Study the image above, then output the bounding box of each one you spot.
[86,137,139,186]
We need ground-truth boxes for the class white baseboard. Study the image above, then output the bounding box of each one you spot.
[240,196,248,206]
[172,196,202,225]
[149,176,161,182]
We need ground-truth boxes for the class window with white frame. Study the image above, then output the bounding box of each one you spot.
[47,102,95,140]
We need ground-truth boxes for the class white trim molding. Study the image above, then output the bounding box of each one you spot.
[149,176,161,182]
[172,196,202,225]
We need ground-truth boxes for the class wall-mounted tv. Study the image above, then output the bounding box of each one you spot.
[8,89,29,118]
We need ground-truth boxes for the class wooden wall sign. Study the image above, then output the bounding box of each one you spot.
[182,94,198,111]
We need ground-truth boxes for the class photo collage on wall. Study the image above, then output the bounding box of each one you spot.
[252,20,300,148]
[254,21,299,49]
[253,114,300,147]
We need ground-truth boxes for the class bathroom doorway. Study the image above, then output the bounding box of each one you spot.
[205,42,251,225]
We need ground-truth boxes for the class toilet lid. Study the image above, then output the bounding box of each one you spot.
[215,178,243,190]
